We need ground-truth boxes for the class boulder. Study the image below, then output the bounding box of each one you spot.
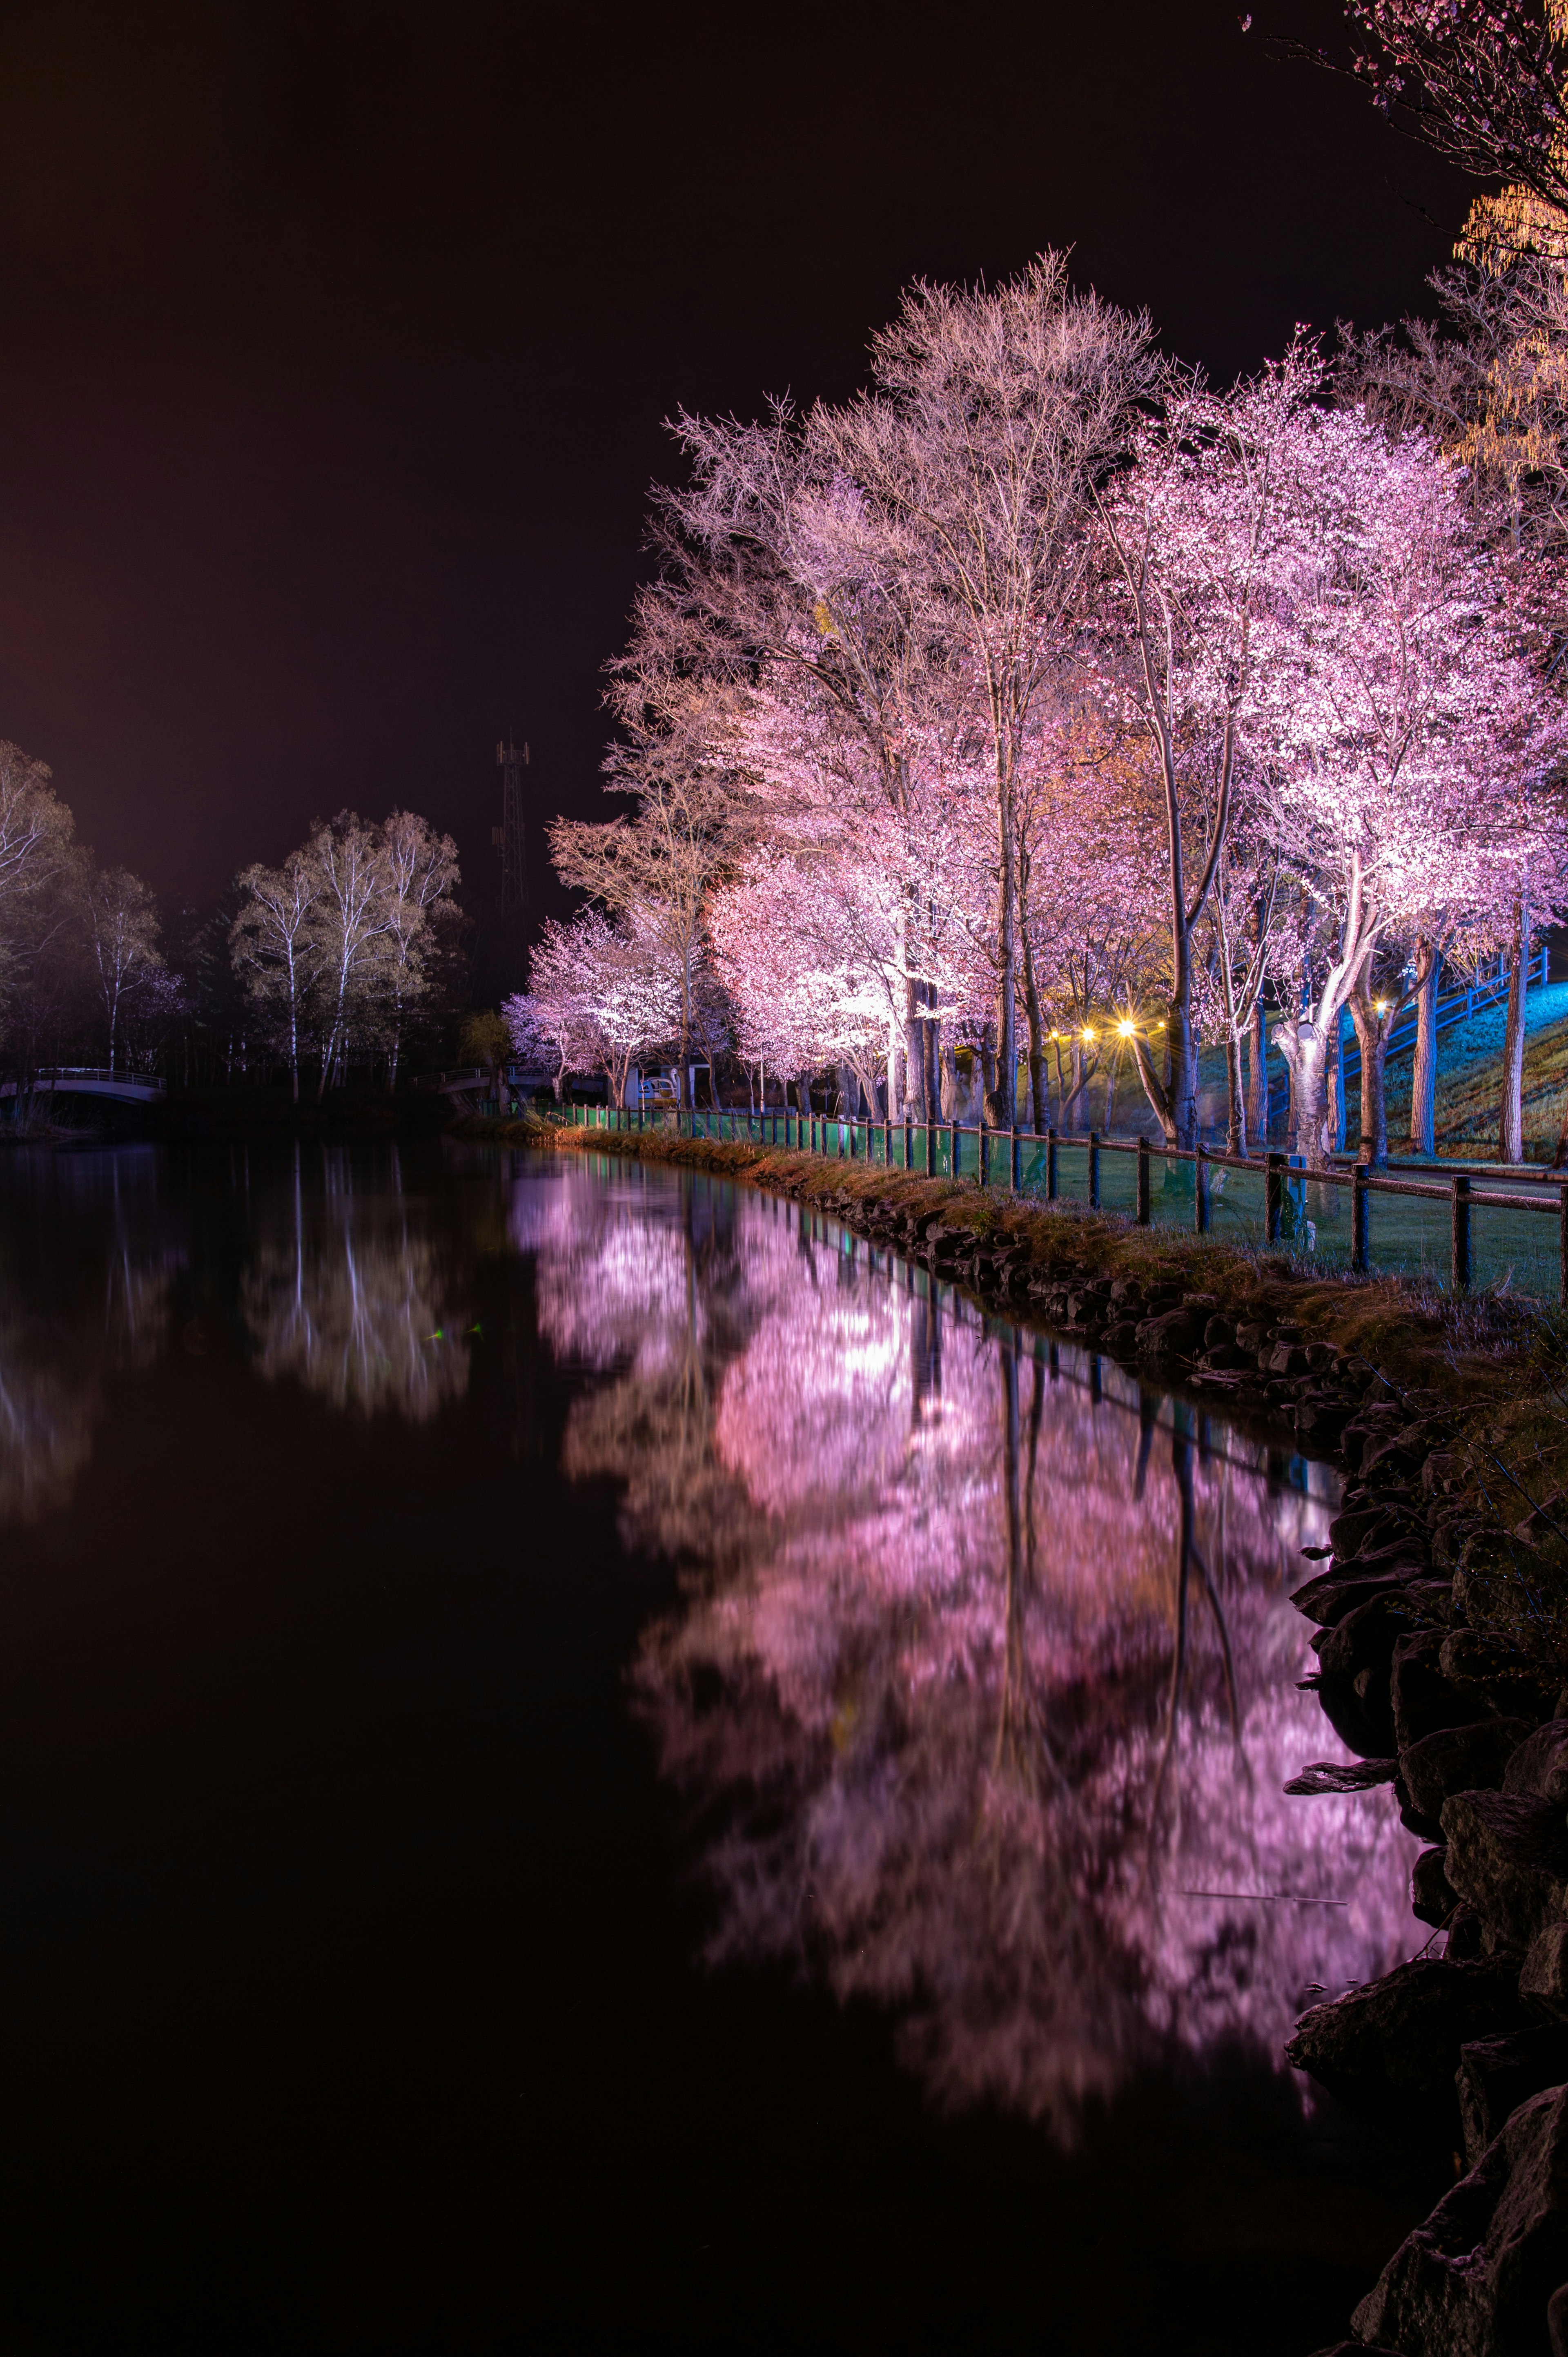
[1506,1725,1568,1809]
[1134,1307,1203,1358]
[1393,1630,1478,1750]
[1443,1789,1568,1951]
[1352,2084,1568,2355]
[1401,1720,1534,1823]
[1329,1504,1399,1559]
[1314,1667,1397,1761]
[1286,1956,1526,2142]
[1284,1757,1398,1797]
[1290,1569,1411,1626]
[1525,1927,1568,2018]
[1315,1594,1421,1684]
[1413,1846,1459,1928]
[1458,2024,1568,2165]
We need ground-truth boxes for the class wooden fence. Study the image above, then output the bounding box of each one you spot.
[566,1101,1568,1304]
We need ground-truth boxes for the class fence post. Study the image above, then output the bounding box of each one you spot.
[1088,1130,1100,1210]
[1010,1124,1020,1191]
[949,1116,958,1178]
[978,1124,988,1187]
[1136,1135,1150,1226]
[1560,1184,1568,1307]
[1451,1172,1472,1293]
[1266,1151,1285,1244]
[1352,1160,1370,1273]
[1195,1142,1209,1234]
[904,1116,912,1171]
[925,1115,935,1179]
[1047,1126,1058,1202]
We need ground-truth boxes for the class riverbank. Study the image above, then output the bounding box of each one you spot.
[470,1107,1568,2351]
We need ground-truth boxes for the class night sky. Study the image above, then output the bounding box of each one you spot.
[0,0,1470,942]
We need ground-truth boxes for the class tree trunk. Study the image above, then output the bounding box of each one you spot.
[987,788,1018,1130]
[1406,936,1439,1157]
[1249,1001,1267,1145]
[1330,1011,1347,1155]
[1225,1034,1247,1158]
[1020,930,1048,1131]
[1500,897,1531,1164]
[938,1029,958,1119]
[1348,989,1396,1168]
[1276,1025,1330,1173]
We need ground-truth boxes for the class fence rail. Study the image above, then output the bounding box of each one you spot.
[564,1100,1568,1305]
[1335,946,1547,1090]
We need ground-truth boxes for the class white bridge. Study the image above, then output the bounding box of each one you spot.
[0,1066,168,1106]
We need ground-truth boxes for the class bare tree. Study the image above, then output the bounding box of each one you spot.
[231,854,323,1101]
[81,867,162,1070]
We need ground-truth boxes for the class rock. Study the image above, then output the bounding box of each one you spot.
[1290,1569,1412,1626]
[1524,1924,1568,2016]
[1360,1430,1427,1482]
[1329,1504,1398,1558]
[1401,1720,1534,1822]
[1284,1757,1398,1796]
[1423,1451,1460,1497]
[1203,1313,1234,1349]
[1316,1668,1397,1761]
[1553,2279,1568,2357]
[1100,1321,1141,1355]
[1442,1788,1568,1950]
[1393,1630,1477,1749]
[1352,2084,1568,2355]
[1286,1956,1526,2142]
[1134,1307,1202,1358]
[1268,1342,1311,1377]
[1413,1846,1459,1927]
[1197,1342,1247,1371]
[1448,1907,1488,1961]
[1457,2024,1568,2165]
[1506,1724,1568,1809]
[1315,1594,1421,1684]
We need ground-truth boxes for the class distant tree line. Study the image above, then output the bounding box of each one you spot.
[0,750,465,1101]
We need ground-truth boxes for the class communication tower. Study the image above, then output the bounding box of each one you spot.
[492,739,530,922]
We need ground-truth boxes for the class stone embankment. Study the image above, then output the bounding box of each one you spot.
[504,1117,1568,2353]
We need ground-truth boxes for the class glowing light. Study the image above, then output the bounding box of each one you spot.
[1117,1020,1135,1038]
[1375,999,1388,1015]
[1082,1028,1095,1043]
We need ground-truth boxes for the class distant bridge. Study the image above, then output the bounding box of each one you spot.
[0,1066,168,1106]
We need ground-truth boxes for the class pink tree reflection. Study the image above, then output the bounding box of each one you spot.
[525,1173,1419,2136]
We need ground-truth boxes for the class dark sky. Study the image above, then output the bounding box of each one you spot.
[0,0,1471,944]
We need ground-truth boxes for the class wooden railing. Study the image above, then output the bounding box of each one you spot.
[566,1101,1568,1301]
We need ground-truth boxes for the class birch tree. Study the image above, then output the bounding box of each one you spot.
[231,853,323,1101]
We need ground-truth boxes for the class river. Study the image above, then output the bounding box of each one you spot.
[0,1138,1449,2353]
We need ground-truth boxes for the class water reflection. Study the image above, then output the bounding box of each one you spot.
[520,1156,1419,2137]
[0,1148,185,1522]
[243,1147,472,1419]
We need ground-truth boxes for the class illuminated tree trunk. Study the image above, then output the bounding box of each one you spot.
[1405,936,1439,1157]
[1499,894,1530,1165]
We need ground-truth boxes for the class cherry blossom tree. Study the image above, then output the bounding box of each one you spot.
[813,255,1157,1129]
[1256,408,1568,1169]
[1094,341,1322,1147]
[505,909,682,1107]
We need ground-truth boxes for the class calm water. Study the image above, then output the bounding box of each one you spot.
[0,1140,1447,2355]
